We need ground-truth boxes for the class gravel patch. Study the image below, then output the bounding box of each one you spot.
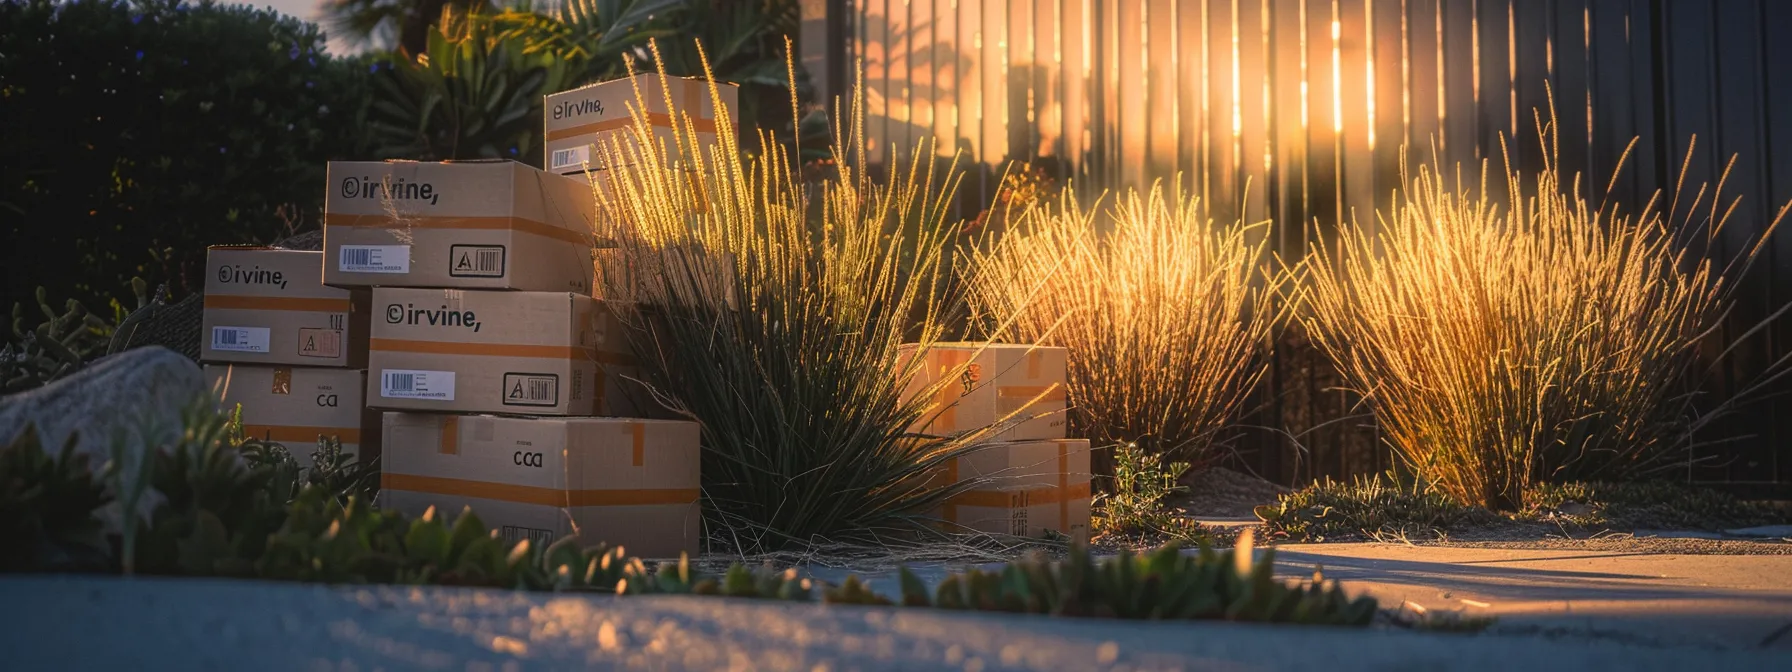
[1172,466,1289,518]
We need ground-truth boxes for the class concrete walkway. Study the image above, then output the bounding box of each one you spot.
[1272,543,1792,651]
[4,574,1790,671]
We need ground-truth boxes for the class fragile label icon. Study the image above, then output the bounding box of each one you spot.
[449,245,505,278]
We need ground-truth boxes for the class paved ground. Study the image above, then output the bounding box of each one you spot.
[5,574,1791,671]
[1271,543,1792,651]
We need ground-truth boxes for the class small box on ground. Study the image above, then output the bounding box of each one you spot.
[323,160,596,292]
[544,74,739,175]
[205,364,379,467]
[931,439,1092,544]
[900,343,1069,441]
[201,247,369,367]
[378,412,702,558]
[368,288,654,416]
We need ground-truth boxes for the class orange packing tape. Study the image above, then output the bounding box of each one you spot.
[382,473,699,507]
[630,422,646,467]
[324,214,593,247]
[439,416,459,455]
[1027,349,1042,378]
[943,457,961,523]
[203,296,354,313]
[370,338,597,362]
[543,113,723,142]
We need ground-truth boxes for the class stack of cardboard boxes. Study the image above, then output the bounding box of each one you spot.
[903,343,1093,544]
[203,246,377,467]
[306,74,740,557]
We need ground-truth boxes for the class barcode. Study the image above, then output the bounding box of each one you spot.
[380,369,454,400]
[502,373,558,407]
[501,525,556,548]
[386,372,414,392]
[448,245,505,278]
[551,148,583,169]
[342,248,372,268]
[209,326,269,353]
[339,245,409,273]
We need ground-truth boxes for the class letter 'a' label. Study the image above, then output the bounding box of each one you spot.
[339,245,410,274]
[381,369,455,400]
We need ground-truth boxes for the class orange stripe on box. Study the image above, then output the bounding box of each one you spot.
[382,473,698,507]
[324,214,593,247]
[630,422,646,467]
[371,338,594,361]
[1027,350,1042,378]
[241,424,361,444]
[544,114,722,142]
[440,416,459,455]
[996,385,1068,402]
[947,482,1092,509]
[204,295,353,313]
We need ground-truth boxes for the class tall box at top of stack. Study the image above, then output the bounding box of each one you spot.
[379,413,702,558]
[322,160,596,293]
[544,74,739,176]
[367,287,656,417]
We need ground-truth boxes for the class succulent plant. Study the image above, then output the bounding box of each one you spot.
[896,535,1378,626]
[0,425,114,572]
[0,286,138,393]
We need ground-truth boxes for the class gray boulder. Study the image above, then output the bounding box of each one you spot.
[0,345,206,472]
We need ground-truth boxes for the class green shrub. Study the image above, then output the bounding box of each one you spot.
[0,0,375,312]
[590,60,1000,550]
[1093,442,1206,544]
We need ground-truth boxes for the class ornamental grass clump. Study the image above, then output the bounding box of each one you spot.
[963,180,1290,470]
[1304,122,1787,511]
[586,47,1010,551]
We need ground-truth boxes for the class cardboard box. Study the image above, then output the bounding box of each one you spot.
[900,343,1070,441]
[378,413,702,558]
[323,160,596,292]
[369,288,618,416]
[932,439,1093,544]
[205,364,379,468]
[544,74,739,175]
[201,247,369,367]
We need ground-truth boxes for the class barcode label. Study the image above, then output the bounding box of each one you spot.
[339,245,410,273]
[501,525,556,548]
[210,326,270,353]
[550,145,591,171]
[448,245,506,278]
[381,369,455,400]
[502,373,559,407]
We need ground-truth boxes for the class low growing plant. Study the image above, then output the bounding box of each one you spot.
[1254,473,1487,542]
[1523,481,1783,531]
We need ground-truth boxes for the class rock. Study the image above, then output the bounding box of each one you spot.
[0,346,205,472]
[1554,501,1598,517]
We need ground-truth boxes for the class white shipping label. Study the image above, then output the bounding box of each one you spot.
[339,245,410,274]
[381,369,456,401]
[550,145,592,172]
[210,326,270,353]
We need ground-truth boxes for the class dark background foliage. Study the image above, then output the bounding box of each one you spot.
[0,0,376,313]
[0,0,809,322]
